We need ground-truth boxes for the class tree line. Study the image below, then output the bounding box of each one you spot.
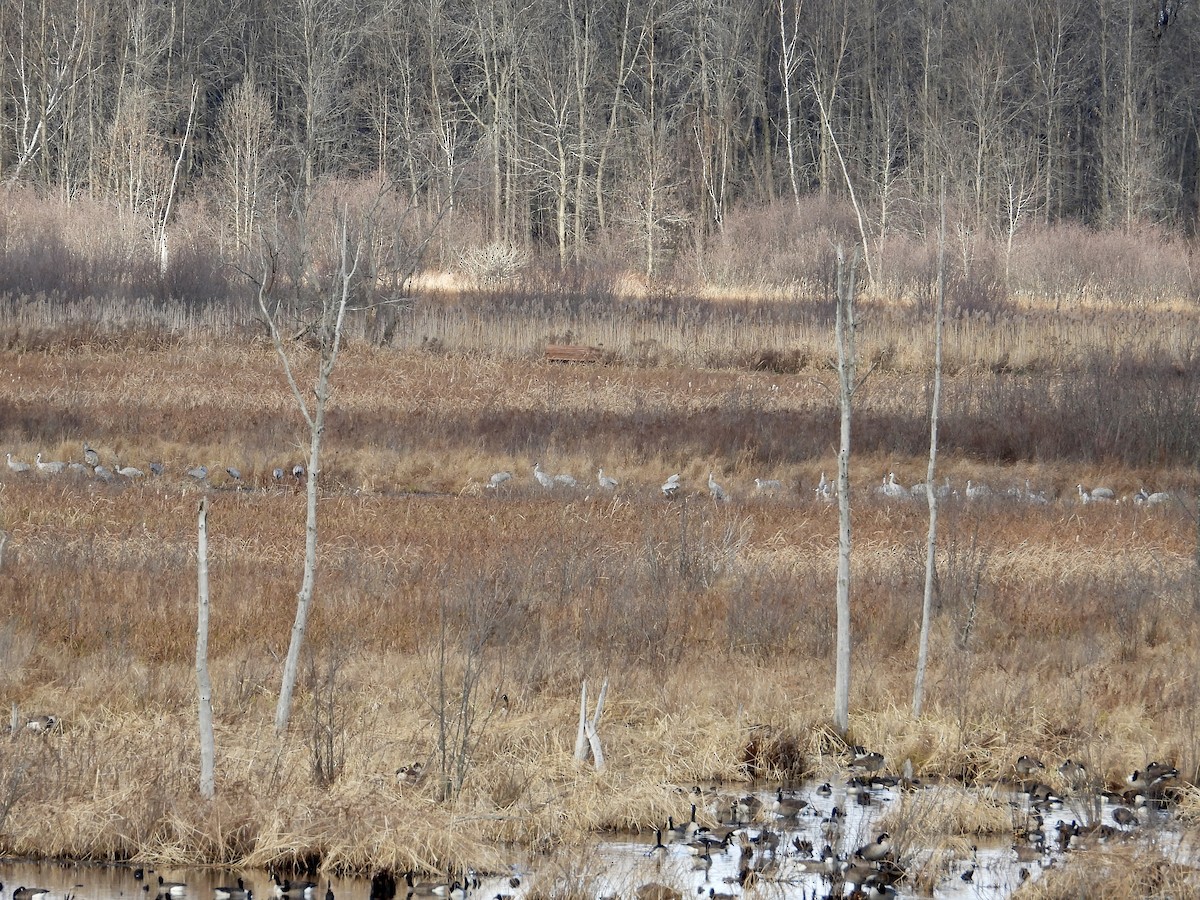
[1,0,1195,280]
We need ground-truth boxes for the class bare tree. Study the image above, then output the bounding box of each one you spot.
[777,0,805,205]
[912,195,946,719]
[196,496,215,799]
[832,243,859,736]
[261,208,361,736]
[213,78,279,251]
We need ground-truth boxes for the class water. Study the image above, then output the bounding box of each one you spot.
[0,777,1189,900]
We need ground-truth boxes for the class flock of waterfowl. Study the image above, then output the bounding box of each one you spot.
[0,874,337,900]
[0,870,511,900]
[3,444,304,488]
[2,442,1180,511]
[616,744,1186,900]
[488,463,1177,509]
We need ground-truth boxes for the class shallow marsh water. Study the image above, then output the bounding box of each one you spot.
[0,778,1190,900]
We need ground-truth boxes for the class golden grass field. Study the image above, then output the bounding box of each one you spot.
[1,315,1199,894]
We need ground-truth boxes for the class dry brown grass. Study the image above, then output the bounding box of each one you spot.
[0,332,1199,881]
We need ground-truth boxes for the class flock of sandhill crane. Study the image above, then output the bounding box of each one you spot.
[3,444,1176,508]
[487,463,1176,507]
[4,444,306,487]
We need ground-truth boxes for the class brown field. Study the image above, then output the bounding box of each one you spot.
[1,311,1199,890]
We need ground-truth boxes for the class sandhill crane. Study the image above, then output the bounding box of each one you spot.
[597,468,619,490]
[93,465,114,481]
[1144,489,1171,504]
[1077,484,1113,503]
[487,471,513,489]
[149,462,164,476]
[187,465,209,481]
[815,471,833,501]
[35,453,65,474]
[116,461,144,478]
[554,472,578,487]
[965,480,992,500]
[83,442,100,467]
[273,467,285,482]
[225,467,242,481]
[6,453,30,473]
[754,477,782,492]
[882,472,907,499]
[661,473,681,498]
[532,462,554,489]
[707,472,729,502]
[292,464,305,480]
[67,462,90,476]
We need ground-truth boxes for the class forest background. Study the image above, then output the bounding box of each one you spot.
[1,0,1197,301]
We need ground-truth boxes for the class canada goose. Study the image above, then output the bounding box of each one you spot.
[634,883,682,900]
[395,761,425,786]
[733,793,763,821]
[1015,755,1045,777]
[403,874,465,899]
[24,714,58,733]
[815,782,833,797]
[687,830,729,858]
[866,880,899,900]
[35,453,65,474]
[840,860,878,889]
[1028,782,1062,806]
[1057,758,1087,785]
[597,468,619,489]
[855,832,891,863]
[665,805,698,841]
[158,876,187,897]
[1112,806,1139,827]
[13,889,51,900]
[648,828,668,855]
[849,746,885,772]
[773,788,807,819]
[214,878,252,900]
[1144,761,1179,783]
[6,453,30,473]
[707,472,728,502]
[324,884,333,900]
[271,876,316,899]
[83,442,100,467]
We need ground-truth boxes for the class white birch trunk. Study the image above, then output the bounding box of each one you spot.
[833,246,858,736]
[913,195,948,718]
[272,213,357,736]
[196,497,216,799]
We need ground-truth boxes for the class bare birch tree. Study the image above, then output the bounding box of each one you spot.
[196,496,215,798]
[832,244,859,736]
[261,209,360,736]
[912,194,947,718]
